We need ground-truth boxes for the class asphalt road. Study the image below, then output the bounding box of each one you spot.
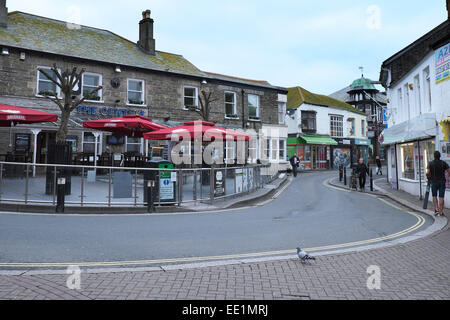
[0,172,432,266]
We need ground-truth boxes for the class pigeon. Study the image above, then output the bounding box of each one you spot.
[296,247,316,261]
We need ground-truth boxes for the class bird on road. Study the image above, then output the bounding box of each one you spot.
[296,247,316,261]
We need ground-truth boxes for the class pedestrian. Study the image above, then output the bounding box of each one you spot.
[289,154,300,177]
[375,156,382,175]
[355,157,369,191]
[426,151,450,216]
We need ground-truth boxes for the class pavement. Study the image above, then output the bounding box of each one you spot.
[0,171,449,300]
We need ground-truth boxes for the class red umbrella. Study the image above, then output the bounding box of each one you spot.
[0,104,58,126]
[82,115,168,137]
[143,120,249,141]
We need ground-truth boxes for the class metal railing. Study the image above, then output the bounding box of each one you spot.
[0,161,270,208]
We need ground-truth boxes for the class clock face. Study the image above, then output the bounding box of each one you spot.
[111,78,121,88]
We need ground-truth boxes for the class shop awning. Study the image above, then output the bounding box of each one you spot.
[287,135,338,145]
[380,113,437,145]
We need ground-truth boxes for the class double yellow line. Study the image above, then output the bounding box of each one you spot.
[0,178,426,269]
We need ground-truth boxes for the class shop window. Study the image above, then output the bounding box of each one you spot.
[66,136,78,153]
[330,115,343,137]
[225,91,237,117]
[82,73,102,101]
[184,86,198,110]
[301,111,316,133]
[400,143,415,180]
[82,132,97,154]
[248,94,260,120]
[127,79,145,105]
[126,137,142,153]
[420,140,435,181]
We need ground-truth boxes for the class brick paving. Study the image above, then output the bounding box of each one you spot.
[0,176,449,300]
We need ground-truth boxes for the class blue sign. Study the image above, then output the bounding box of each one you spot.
[354,138,371,146]
[77,105,145,117]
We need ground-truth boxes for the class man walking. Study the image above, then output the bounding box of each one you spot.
[289,154,300,177]
[355,157,369,191]
[375,156,382,175]
[426,151,450,216]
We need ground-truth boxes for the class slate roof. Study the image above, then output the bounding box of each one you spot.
[0,11,206,77]
[287,86,365,115]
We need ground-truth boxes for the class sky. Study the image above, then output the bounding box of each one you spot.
[7,0,448,95]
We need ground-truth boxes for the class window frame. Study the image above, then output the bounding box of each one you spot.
[247,94,260,120]
[127,78,145,106]
[82,72,103,102]
[125,136,143,153]
[278,102,286,124]
[183,86,198,110]
[301,111,317,133]
[36,66,61,98]
[330,115,344,137]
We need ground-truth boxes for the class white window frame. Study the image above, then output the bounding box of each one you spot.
[248,137,258,163]
[36,66,61,98]
[127,78,145,106]
[224,140,236,164]
[125,136,143,153]
[183,86,198,110]
[224,91,237,118]
[82,132,99,154]
[278,138,286,161]
[361,119,365,136]
[248,94,260,120]
[82,72,103,102]
[330,115,344,137]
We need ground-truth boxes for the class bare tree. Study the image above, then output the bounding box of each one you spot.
[188,89,218,122]
[38,64,103,142]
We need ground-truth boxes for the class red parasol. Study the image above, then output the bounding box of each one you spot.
[82,115,168,137]
[0,104,58,126]
[143,120,250,141]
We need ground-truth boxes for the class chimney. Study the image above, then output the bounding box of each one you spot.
[137,10,155,55]
[0,0,7,28]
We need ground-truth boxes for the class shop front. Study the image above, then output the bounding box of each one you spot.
[331,138,371,169]
[287,135,337,170]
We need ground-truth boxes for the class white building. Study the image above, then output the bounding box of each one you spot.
[379,15,450,206]
[285,87,369,170]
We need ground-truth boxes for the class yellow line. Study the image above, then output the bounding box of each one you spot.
[0,178,426,268]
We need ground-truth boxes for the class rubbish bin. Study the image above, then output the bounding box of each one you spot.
[143,160,176,204]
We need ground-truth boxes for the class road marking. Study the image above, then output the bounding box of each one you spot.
[257,177,293,206]
[0,211,425,268]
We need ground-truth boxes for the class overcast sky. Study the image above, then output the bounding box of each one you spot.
[8,0,448,94]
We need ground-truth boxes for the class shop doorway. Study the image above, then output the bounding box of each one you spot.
[36,131,56,165]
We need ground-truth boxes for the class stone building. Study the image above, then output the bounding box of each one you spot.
[0,4,288,174]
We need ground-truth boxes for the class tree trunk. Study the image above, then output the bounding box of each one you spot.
[56,107,70,142]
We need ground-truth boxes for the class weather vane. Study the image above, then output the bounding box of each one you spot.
[359,66,364,77]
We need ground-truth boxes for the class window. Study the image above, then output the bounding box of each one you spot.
[126,137,142,153]
[404,84,410,120]
[361,120,365,136]
[301,111,316,133]
[224,91,237,117]
[279,139,286,161]
[330,115,343,137]
[37,67,59,97]
[400,143,415,180]
[225,140,235,164]
[127,79,145,105]
[248,94,260,119]
[66,136,78,153]
[423,67,431,111]
[248,137,257,163]
[82,73,102,101]
[271,139,278,161]
[264,138,270,159]
[184,86,198,110]
[82,132,97,153]
[278,103,286,124]
[348,118,355,136]
[397,88,403,121]
[414,75,421,116]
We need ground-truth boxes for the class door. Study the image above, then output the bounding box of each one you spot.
[312,146,317,169]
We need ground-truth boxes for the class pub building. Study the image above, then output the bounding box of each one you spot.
[0,3,288,175]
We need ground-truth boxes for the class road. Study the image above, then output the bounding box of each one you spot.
[0,172,432,267]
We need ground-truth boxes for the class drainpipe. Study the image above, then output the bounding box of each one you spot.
[418,140,422,200]
[394,143,399,190]
[241,89,245,129]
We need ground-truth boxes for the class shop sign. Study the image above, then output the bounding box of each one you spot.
[435,42,450,84]
[355,139,370,146]
[160,170,174,201]
[214,170,225,197]
[367,131,375,138]
[76,105,145,117]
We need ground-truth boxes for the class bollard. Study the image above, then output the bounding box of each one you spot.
[343,166,347,185]
[56,177,66,213]
[147,180,155,213]
[339,164,343,181]
[370,168,373,192]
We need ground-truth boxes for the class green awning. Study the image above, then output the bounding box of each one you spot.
[287,135,338,145]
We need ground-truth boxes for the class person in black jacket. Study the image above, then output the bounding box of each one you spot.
[355,157,369,191]
[426,151,450,216]
[375,156,382,175]
[289,154,300,177]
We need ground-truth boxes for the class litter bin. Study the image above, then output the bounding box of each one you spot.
[143,160,176,204]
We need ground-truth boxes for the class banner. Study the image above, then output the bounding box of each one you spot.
[435,42,450,84]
